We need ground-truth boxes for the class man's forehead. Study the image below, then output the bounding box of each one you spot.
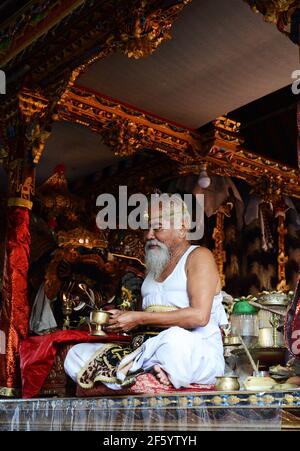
[148,214,184,230]
[149,208,173,222]
[149,218,163,229]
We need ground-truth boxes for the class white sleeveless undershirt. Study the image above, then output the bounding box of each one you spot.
[141,245,228,337]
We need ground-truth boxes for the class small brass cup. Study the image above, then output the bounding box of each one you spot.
[215,376,240,392]
[89,310,110,336]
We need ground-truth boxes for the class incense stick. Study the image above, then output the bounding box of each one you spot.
[238,334,259,374]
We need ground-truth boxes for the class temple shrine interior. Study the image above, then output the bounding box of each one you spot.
[1,0,300,432]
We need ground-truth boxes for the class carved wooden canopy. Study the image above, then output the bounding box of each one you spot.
[57,84,300,200]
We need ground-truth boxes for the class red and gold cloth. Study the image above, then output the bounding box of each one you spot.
[0,207,31,391]
[20,330,130,398]
[76,373,215,397]
[285,279,300,357]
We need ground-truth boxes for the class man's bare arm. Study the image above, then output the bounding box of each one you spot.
[106,247,221,332]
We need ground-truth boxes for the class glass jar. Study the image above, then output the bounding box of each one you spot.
[230,299,259,346]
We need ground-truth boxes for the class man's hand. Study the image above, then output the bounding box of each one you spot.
[105,310,142,333]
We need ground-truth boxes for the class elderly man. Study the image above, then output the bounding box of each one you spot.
[64,196,227,389]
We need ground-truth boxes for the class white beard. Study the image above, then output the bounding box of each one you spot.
[145,240,171,280]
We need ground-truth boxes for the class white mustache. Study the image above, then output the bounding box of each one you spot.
[145,240,164,251]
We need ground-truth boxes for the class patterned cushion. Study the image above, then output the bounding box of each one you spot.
[76,373,215,397]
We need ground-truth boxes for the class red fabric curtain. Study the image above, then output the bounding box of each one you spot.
[0,207,31,391]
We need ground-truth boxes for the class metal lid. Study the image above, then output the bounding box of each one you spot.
[258,291,291,306]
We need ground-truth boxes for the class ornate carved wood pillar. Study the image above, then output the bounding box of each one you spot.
[0,90,51,396]
[276,212,288,292]
[275,207,289,293]
[212,202,233,288]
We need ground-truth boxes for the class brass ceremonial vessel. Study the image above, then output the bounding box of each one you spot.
[215,376,240,392]
[89,310,110,336]
[223,336,241,346]
[243,372,276,391]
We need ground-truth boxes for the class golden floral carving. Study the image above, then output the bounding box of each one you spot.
[119,1,192,59]
[284,394,296,405]
[213,116,244,146]
[212,202,233,288]
[19,88,50,165]
[59,86,200,163]
[178,396,189,407]
[118,286,133,311]
[212,396,223,406]
[228,395,242,405]
[206,147,300,199]
[101,119,145,156]
[17,176,34,201]
[7,158,35,210]
[263,395,275,404]
[58,227,108,250]
[244,0,298,24]
[249,395,259,405]
[277,213,289,292]
[19,89,48,122]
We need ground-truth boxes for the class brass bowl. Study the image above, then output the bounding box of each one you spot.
[89,310,110,336]
[223,336,241,346]
[215,376,240,392]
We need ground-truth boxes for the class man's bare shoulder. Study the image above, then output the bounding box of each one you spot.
[187,246,215,267]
